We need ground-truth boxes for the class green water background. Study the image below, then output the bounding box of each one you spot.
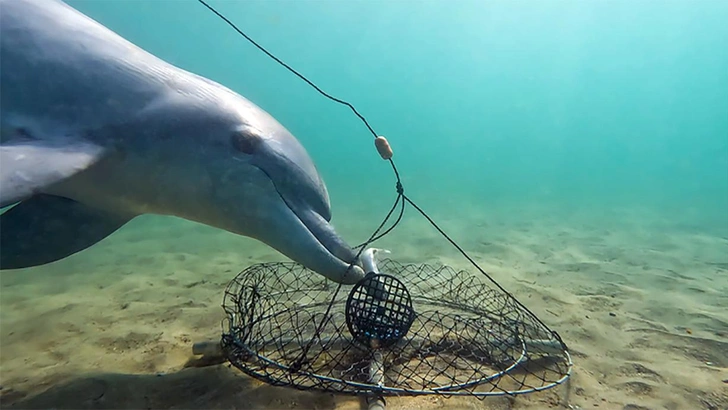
[66,0,728,241]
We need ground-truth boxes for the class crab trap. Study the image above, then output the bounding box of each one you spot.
[219,249,573,400]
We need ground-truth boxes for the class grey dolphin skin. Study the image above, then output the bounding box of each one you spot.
[0,0,366,283]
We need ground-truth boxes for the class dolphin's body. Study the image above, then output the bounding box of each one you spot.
[0,0,365,283]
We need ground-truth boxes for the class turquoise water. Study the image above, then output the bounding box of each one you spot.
[66,0,728,236]
[2,2,727,408]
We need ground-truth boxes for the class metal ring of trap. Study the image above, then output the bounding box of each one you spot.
[220,259,573,397]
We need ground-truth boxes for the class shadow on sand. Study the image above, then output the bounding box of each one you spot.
[0,365,354,409]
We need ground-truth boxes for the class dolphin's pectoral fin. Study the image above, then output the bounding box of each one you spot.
[0,140,106,208]
[0,194,134,270]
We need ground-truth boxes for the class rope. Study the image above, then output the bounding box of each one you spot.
[197,0,567,362]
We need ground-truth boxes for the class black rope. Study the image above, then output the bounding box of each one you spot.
[197,0,566,359]
[196,0,378,139]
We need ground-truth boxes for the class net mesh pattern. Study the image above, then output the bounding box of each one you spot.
[221,258,572,397]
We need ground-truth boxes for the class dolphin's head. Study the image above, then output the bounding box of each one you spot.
[189,93,366,284]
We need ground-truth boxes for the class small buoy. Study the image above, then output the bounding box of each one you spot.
[374,136,393,160]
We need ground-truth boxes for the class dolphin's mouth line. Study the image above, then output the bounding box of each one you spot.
[276,187,353,264]
[252,164,355,267]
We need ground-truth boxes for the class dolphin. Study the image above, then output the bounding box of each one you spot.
[0,0,366,283]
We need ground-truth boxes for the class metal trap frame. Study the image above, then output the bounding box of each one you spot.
[219,256,572,399]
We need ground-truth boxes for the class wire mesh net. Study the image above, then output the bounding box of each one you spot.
[220,257,572,398]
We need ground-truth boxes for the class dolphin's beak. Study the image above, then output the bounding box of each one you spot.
[251,133,366,284]
[288,202,366,284]
[249,187,365,285]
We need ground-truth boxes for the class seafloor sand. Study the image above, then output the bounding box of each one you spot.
[1,202,727,410]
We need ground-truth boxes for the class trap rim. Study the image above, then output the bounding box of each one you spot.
[220,259,574,398]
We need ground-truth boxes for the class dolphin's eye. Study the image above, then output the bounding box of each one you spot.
[230,129,260,155]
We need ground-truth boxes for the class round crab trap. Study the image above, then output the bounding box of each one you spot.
[220,249,573,400]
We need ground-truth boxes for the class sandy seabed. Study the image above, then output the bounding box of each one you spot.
[1,202,726,410]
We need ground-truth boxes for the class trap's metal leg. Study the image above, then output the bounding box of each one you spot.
[192,340,223,357]
[367,351,386,410]
[366,395,386,410]
[186,340,227,368]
